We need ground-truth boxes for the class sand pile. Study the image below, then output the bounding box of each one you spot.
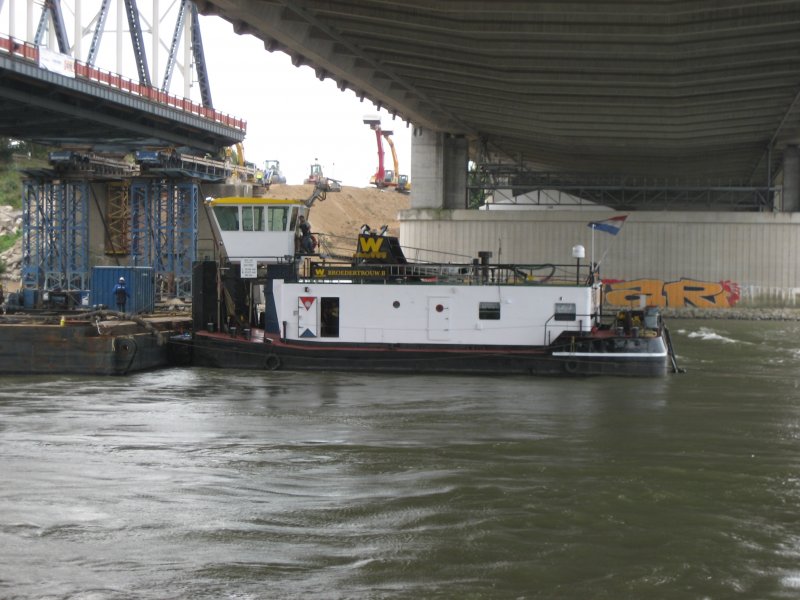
[269,184,407,235]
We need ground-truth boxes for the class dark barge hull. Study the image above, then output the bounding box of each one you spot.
[170,330,669,377]
[0,324,171,376]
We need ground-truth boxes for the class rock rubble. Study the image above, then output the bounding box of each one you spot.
[0,205,22,289]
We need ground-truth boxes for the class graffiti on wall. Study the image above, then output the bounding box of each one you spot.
[603,278,741,308]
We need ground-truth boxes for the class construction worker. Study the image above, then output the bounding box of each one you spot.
[297,215,314,254]
[113,277,129,313]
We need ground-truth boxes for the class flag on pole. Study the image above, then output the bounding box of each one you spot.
[588,215,628,235]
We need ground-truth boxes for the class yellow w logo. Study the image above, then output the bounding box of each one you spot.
[358,236,384,253]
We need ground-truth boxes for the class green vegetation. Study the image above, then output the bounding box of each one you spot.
[0,138,22,209]
[0,169,22,209]
[0,231,20,254]
[0,231,21,275]
[0,138,50,209]
[467,162,488,209]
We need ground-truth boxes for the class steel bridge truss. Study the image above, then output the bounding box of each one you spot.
[470,165,775,211]
[22,178,89,292]
[130,179,198,300]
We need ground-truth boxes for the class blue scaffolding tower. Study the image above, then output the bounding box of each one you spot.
[130,179,198,299]
[22,175,199,302]
[22,178,89,293]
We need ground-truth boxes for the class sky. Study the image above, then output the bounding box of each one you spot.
[196,15,412,187]
[0,3,413,187]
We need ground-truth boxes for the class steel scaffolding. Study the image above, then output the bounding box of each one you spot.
[22,178,89,292]
[130,179,198,300]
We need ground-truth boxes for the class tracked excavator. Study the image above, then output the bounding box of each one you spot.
[364,117,410,193]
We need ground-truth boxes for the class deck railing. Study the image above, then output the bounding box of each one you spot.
[305,260,594,286]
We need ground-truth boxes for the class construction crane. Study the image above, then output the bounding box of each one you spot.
[364,117,410,193]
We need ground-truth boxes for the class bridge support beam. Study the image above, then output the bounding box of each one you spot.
[782,145,800,212]
[410,129,468,209]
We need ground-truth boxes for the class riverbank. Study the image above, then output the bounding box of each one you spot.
[661,307,800,320]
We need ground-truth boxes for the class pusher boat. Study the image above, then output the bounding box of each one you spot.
[170,186,676,376]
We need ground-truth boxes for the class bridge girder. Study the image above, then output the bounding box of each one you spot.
[197,0,800,189]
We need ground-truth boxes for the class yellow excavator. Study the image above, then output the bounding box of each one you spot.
[364,117,410,193]
[225,143,258,182]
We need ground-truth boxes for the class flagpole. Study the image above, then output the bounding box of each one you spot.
[591,224,595,276]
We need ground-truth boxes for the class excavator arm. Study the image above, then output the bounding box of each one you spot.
[382,133,400,185]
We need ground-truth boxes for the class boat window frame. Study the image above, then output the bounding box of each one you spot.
[242,206,265,231]
[478,301,501,320]
[554,302,577,321]
[267,206,290,232]
[213,205,240,231]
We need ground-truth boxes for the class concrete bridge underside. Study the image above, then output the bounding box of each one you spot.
[198,1,800,211]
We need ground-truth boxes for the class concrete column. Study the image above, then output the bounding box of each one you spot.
[782,145,800,212]
[410,128,467,209]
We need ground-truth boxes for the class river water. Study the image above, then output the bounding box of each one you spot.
[2,318,800,599]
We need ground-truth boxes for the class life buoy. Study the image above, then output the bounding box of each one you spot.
[564,360,580,374]
[265,354,281,371]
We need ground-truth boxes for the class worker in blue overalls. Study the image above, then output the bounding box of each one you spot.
[113,277,129,313]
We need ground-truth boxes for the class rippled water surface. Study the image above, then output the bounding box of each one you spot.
[3,319,800,599]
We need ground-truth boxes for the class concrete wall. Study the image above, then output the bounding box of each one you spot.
[87,182,111,268]
[409,129,467,210]
[400,209,800,307]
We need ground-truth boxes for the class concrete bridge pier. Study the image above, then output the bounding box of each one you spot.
[409,128,468,209]
[782,145,800,212]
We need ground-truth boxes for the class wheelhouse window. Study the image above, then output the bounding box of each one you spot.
[242,206,264,231]
[554,302,577,321]
[267,206,289,231]
[214,206,239,231]
[479,301,501,320]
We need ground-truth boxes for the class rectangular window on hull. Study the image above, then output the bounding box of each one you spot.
[479,302,501,320]
[554,302,577,321]
[320,297,340,337]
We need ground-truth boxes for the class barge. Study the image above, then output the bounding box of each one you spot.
[0,311,189,376]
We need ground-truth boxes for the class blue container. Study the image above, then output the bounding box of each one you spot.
[22,288,39,309]
[90,266,155,314]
